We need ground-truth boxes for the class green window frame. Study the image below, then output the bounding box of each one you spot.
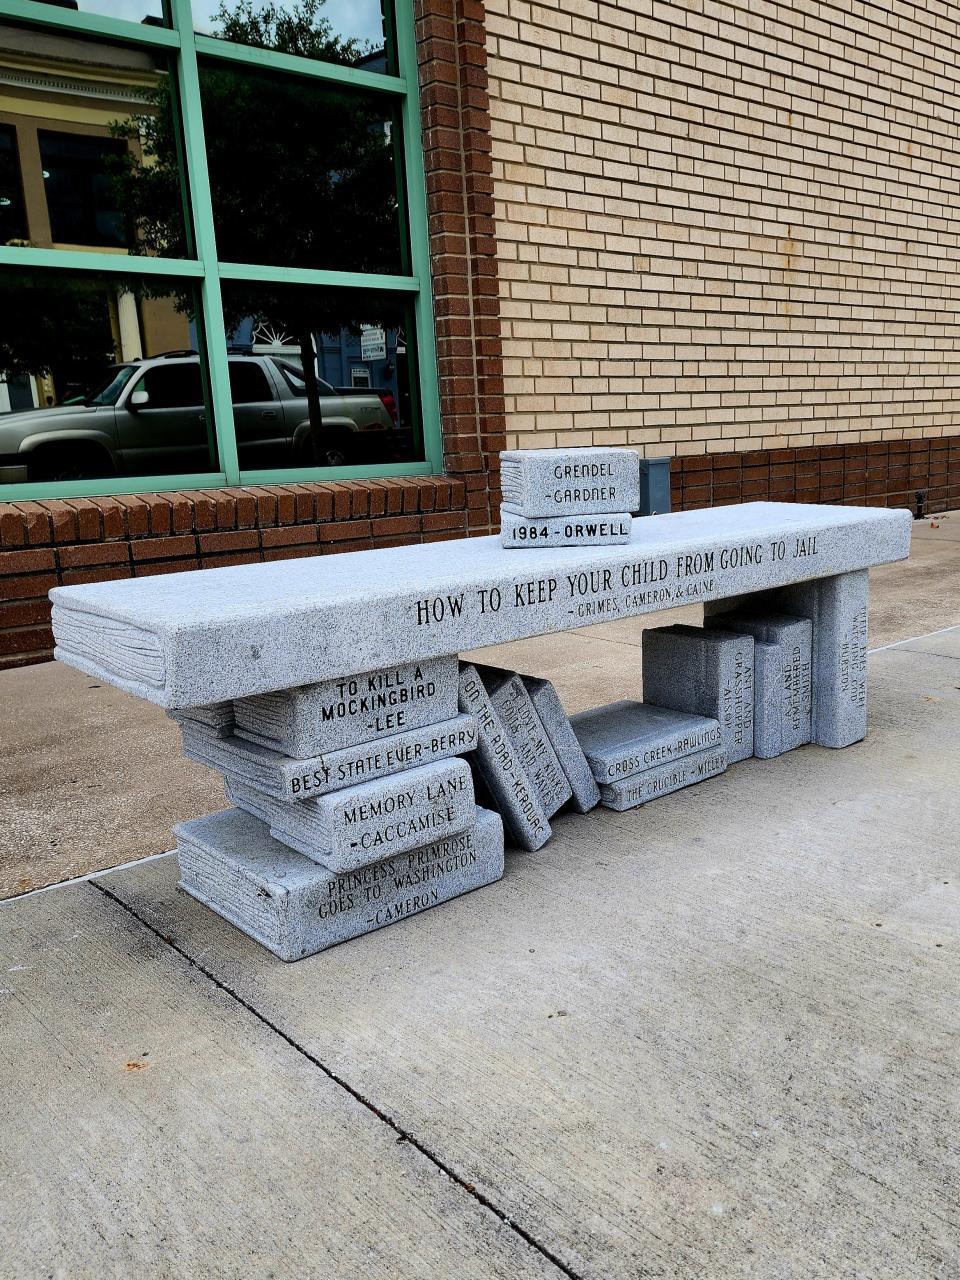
[0,0,443,499]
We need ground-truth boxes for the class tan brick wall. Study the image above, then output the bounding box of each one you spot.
[486,0,960,457]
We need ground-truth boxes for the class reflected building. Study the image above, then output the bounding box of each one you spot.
[0,22,191,410]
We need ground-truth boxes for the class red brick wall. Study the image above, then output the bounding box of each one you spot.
[0,0,505,672]
[671,439,960,515]
[418,0,505,530]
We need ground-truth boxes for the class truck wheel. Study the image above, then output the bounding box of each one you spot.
[27,444,112,483]
[306,434,352,469]
[317,445,348,467]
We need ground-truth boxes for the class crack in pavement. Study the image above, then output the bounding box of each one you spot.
[92,879,584,1280]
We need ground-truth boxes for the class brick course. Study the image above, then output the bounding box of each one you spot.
[671,439,960,516]
[419,0,507,526]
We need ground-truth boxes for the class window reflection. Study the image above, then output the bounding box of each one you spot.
[199,60,405,274]
[0,22,188,257]
[32,2,167,21]
[193,0,393,74]
[0,269,217,484]
[39,132,128,247]
[0,126,27,241]
[221,281,422,471]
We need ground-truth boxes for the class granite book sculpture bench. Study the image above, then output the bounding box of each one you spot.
[51,493,912,960]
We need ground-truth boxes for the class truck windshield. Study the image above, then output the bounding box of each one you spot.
[83,364,139,407]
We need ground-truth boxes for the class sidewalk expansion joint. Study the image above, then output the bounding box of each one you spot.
[92,880,584,1280]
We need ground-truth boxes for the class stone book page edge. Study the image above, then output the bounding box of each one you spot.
[51,603,170,701]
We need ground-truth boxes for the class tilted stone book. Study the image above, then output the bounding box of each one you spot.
[520,675,600,813]
[473,664,572,818]
[457,663,551,851]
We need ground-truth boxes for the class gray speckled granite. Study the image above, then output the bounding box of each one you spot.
[711,614,813,757]
[570,700,722,782]
[772,572,868,749]
[232,655,459,757]
[179,714,478,802]
[50,504,911,707]
[599,746,729,812]
[500,447,641,517]
[457,663,551,851]
[751,645,781,761]
[706,570,869,748]
[520,675,600,813]
[500,509,632,548]
[226,757,475,872]
[175,805,505,961]
[169,702,235,737]
[642,626,755,764]
[476,666,572,818]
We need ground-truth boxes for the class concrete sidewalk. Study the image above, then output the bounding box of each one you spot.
[2,627,958,1278]
[2,514,959,899]
[0,513,958,1278]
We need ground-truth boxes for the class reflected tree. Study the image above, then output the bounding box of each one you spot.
[0,269,117,403]
[212,0,373,62]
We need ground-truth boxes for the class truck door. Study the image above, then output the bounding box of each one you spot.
[229,359,289,470]
[116,362,213,475]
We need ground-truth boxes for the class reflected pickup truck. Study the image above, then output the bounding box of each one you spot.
[0,351,401,483]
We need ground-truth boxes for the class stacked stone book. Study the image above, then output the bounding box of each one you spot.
[642,624,756,764]
[708,612,813,758]
[458,662,599,848]
[499,446,641,547]
[571,701,727,811]
[171,655,505,960]
[641,614,814,765]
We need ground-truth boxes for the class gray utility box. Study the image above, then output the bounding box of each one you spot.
[637,457,671,515]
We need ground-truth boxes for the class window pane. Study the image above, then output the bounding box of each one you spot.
[135,362,205,408]
[193,0,394,75]
[36,2,167,22]
[0,268,219,486]
[229,360,273,404]
[0,125,28,242]
[221,281,423,473]
[199,60,406,274]
[0,22,190,258]
[39,131,129,247]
